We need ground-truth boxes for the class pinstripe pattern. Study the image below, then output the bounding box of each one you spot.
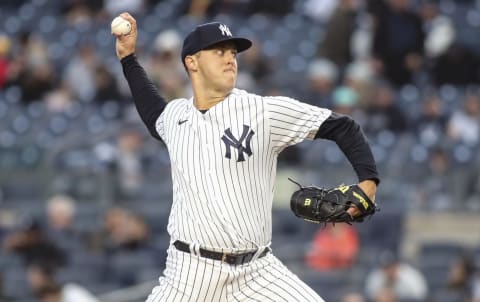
[147,247,325,302]
[149,88,331,301]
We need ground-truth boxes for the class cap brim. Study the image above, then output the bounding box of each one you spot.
[203,37,252,53]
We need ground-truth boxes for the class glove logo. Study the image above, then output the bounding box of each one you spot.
[353,191,369,209]
[337,185,349,194]
[304,198,311,206]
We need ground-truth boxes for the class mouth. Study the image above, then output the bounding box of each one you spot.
[224,68,236,74]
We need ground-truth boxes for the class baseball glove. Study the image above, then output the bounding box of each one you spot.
[289,179,377,224]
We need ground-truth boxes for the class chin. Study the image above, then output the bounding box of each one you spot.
[223,79,236,91]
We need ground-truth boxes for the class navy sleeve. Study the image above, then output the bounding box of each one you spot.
[121,54,166,140]
[315,112,380,184]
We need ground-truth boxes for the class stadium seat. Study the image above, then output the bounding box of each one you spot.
[418,242,466,267]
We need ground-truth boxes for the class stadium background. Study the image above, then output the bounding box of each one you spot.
[0,0,479,301]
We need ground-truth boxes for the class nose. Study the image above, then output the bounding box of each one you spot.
[225,51,236,65]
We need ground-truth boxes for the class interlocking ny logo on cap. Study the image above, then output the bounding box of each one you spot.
[218,24,232,37]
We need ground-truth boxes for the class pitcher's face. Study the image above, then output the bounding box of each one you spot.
[196,41,238,92]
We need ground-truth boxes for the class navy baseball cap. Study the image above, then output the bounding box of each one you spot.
[181,22,252,65]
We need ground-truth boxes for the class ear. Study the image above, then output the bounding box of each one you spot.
[185,55,198,73]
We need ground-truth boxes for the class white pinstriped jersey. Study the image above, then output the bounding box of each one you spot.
[156,88,331,252]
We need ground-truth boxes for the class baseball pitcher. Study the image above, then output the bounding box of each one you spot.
[114,12,379,302]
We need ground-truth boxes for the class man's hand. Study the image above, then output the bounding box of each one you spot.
[347,179,377,218]
[113,12,137,60]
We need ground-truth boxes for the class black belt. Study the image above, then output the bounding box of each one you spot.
[173,240,269,265]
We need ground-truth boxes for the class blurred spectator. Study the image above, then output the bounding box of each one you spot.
[109,210,150,253]
[414,91,449,147]
[63,44,98,102]
[45,194,85,252]
[431,44,480,86]
[372,287,397,302]
[145,29,188,101]
[420,0,455,60]
[20,63,56,104]
[364,81,408,135]
[247,0,293,16]
[1,0,29,8]
[413,147,456,210]
[61,0,104,27]
[447,92,480,146]
[371,0,425,86]
[2,219,67,268]
[318,0,360,68]
[330,86,366,128]
[302,58,339,106]
[46,195,76,233]
[5,31,55,103]
[44,83,75,113]
[0,209,18,242]
[444,253,476,301]
[90,207,157,286]
[27,263,99,302]
[473,273,480,302]
[365,250,428,301]
[306,224,359,271]
[180,0,250,18]
[340,292,365,302]
[366,0,388,19]
[0,34,12,89]
[303,0,339,23]
[237,39,272,89]
[179,0,213,18]
[104,0,145,16]
[93,65,124,104]
[331,86,358,114]
[343,60,376,108]
[88,207,127,251]
[113,129,147,199]
[463,166,480,211]
[181,0,293,18]
[6,32,55,104]
[90,207,151,254]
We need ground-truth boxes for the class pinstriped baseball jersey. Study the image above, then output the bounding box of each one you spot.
[156,88,331,252]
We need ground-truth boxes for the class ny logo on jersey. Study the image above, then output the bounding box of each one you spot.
[221,125,254,162]
[218,24,232,37]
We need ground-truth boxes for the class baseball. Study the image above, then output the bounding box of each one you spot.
[111,16,132,35]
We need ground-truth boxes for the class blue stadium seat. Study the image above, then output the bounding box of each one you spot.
[2,266,32,299]
[107,249,159,287]
[419,242,466,267]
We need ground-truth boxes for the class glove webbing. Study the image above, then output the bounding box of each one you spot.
[288,178,353,226]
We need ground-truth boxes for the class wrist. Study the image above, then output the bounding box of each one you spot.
[358,180,377,200]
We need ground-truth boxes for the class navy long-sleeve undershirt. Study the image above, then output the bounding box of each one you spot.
[315,112,380,184]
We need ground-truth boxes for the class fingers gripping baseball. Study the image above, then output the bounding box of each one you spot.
[113,12,138,60]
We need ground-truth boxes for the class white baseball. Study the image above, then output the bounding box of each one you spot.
[111,16,132,35]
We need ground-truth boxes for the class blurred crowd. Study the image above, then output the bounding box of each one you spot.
[0,0,479,210]
[1,0,480,301]
[0,194,166,301]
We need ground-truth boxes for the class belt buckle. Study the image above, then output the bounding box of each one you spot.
[221,252,227,263]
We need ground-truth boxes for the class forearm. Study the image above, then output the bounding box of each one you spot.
[315,112,380,184]
[121,54,166,139]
